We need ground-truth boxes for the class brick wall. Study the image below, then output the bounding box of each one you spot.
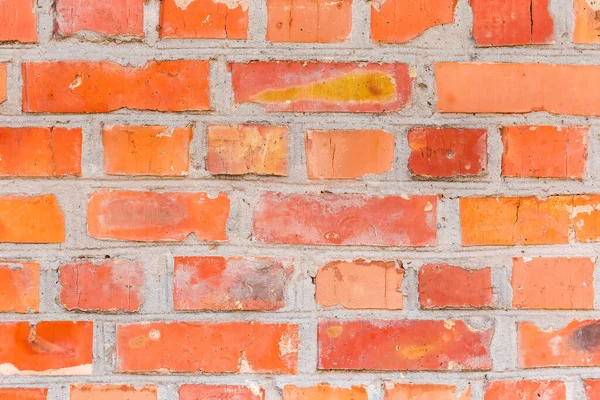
[0,0,599,399]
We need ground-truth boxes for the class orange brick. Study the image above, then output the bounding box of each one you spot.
[501,126,588,178]
[408,127,487,177]
[0,195,65,243]
[371,0,458,43]
[318,320,492,371]
[0,0,37,42]
[512,257,594,310]
[87,190,230,242]
[460,196,572,246]
[0,127,82,177]
[0,321,93,375]
[484,381,566,400]
[418,263,493,309]
[586,380,600,399]
[384,383,468,400]
[267,0,352,43]
[0,261,39,313]
[0,388,47,400]
[305,130,394,179]
[102,125,192,176]
[571,194,600,242]
[207,124,288,176]
[315,259,403,309]
[436,63,600,116]
[519,320,600,367]
[179,385,265,400]
[0,64,6,104]
[55,0,145,37]
[254,192,437,246]
[283,384,367,400]
[116,322,298,373]
[470,0,553,46]
[23,61,210,113]
[160,0,248,39]
[70,385,156,400]
[60,260,144,313]
[173,256,292,311]
[230,62,413,112]
[574,0,600,44]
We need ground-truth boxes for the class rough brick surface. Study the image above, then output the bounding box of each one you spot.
[0,0,37,42]
[179,385,265,400]
[484,380,566,400]
[70,385,157,400]
[0,261,39,313]
[283,384,367,399]
[384,383,470,400]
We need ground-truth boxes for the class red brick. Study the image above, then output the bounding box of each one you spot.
[102,125,192,176]
[306,130,394,179]
[512,257,594,310]
[519,320,600,367]
[315,259,403,309]
[0,261,39,313]
[267,0,352,43]
[501,126,588,179]
[0,321,93,375]
[87,190,230,242]
[384,383,470,400]
[70,385,157,400]
[0,127,82,177]
[470,0,553,46]
[0,64,6,104]
[418,263,493,309]
[160,0,248,39]
[436,63,600,116]
[23,61,210,113]
[574,0,600,44]
[318,320,492,371]
[283,384,367,400]
[55,0,145,37]
[484,381,566,400]
[460,196,572,246]
[230,62,413,112]
[571,195,600,242]
[116,322,298,374]
[0,388,47,400]
[0,195,65,243]
[60,260,144,313]
[253,192,437,246]
[408,127,487,177]
[0,0,37,42]
[585,380,600,399]
[371,0,458,44]
[207,124,288,176]
[173,256,292,311]
[180,385,264,400]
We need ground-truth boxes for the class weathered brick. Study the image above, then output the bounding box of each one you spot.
[207,124,288,176]
[55,0,145,37]
[160,0,248,39]
[460,196,572,246]
[0,127,82,177]
[0,261,39,313]
[60,260,144,313]
[436,63,600,116]
[0,195,65,243]
[116,322,299,373]
[315,259,403,309]
[574,0,600,44]
[87,190,230,242]
[253,192,437,246]
[318,320,492,371]
[102,125,192,176]
[283,384,367,400]
[0,64,7,104]
[384,383,470,400]
[470,0,553,46]
[512,257,594,310]
[179,385,265,400]
[585,380,600,399]
[230,62,413,112]
[519,320,600,367]
[173,256,292,311]
[70,385,157,400]
[571,195,600,242]
[0,388,47,399]
[371,0,458,43]
[408,127,487,177]
[305,130,394,179]
[267,0,351,43]
[484,381,566,400]
[23,61,211,113]
[501,126,588,179]
[0,321,93,375]
[0,0,37,42]
[418,263,493,309]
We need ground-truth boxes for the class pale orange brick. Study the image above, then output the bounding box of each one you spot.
[0,388,47,400]
[585,380,600,399]
[574,0,600,44]
[385,383,467,400]
[0,0,37,42]
[0,195,65,243]
[571,194,600,242]
[283,384,367,400]
[179,385,265,400]
[0,261,39,313]
[70,385,157,400]
[484,381,566,400]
